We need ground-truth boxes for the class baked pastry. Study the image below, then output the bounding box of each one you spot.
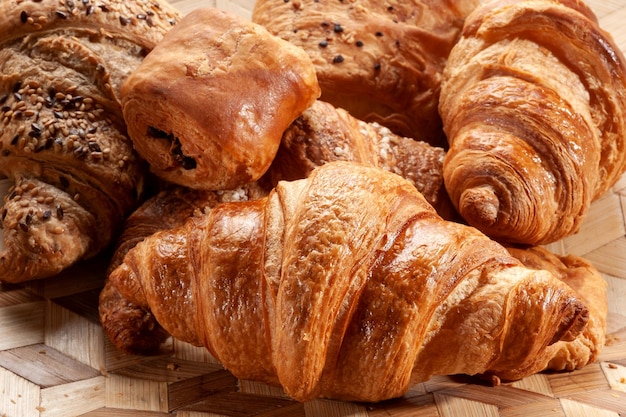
[252,0,479,146]
[266,100,456,219]
[100,161,591,402]
[107,181,270,274]
[504,245,607,378]
[439,0,626,245]
[121,7,321,191]
[0,0,181,283]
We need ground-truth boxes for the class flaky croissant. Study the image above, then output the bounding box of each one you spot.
[504,245,607,378]
[439,0,626,245]
[0,0,181,282]
[266,100,457,220]
[100,162,591,402]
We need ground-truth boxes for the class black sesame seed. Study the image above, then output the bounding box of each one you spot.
[12,81,21,93]
[119,16,131,26]
[374,63,381,71]
[53,111,64,118]
[20,10,29,23]
[11,135,19,145]
[0,93,7,104]
[1,209,7,221]
[56,204,64,220]
[42,210,52,220]
[56,10,68,19]
[25,213,32,224]
[319,40,329,48]
[333,55,345,63]
[30,123,42,135]
[87,141,101,152]
[333,23,343,33]
[375,31,384,37]
[34,144,46,153]
[13,92,22,101]
[18,222,29,232]
[356,40,364,47]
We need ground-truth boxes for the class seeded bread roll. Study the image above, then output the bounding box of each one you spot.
[121,7,321,191]
[252,0,478,146]
[0,0,182,283]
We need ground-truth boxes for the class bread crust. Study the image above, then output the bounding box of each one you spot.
[252,0,479,146]
[121,8,320,190]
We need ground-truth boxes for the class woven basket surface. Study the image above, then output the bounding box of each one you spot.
[1,0,625,416]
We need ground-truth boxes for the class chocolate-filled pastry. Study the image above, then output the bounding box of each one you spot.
[121,7,321,191]
[0,0,181,283]
[252,0,479,146]
[100,162,591,403]
[439,0,626,245]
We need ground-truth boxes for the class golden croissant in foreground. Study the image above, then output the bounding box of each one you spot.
[440,0,626,245]
[100,162,596,402]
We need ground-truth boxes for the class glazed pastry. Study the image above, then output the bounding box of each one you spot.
[266,100,456,219]
[252,0,479,146]
[100,162,590,402]
[121,7,320,191]
[439,0,626,245]
[505,246,607,379]
[107,181,270,274]
[0,0,181,283]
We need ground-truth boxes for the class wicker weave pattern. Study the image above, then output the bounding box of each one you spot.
[0,0,625,416]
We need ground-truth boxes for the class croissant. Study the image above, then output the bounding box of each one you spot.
[439,0,626,245]
[0,0,182,282]
[100,161,591,402]
[252,0,479,146]
[106,181,270,275]
[121,7,320,191]
[504,246,607,377]
[266,100,457,220]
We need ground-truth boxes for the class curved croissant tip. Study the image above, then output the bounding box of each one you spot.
[458,186,500,227]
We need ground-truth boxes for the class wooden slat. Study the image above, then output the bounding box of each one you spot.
[0,288,45,350]
[0,344,100,388]
[2,1,626,416]
[433,393,500,417]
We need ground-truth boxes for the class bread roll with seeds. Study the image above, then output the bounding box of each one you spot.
[0,0,182,283]
[121,7,321,191]
[252,0,478,146]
